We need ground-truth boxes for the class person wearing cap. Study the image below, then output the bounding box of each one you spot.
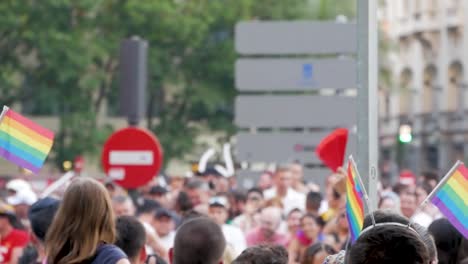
[208,196,246,257]
[148,186,170,208]
[18,197,60,264]
[6,179,38,227]
[152,208,176,251]
[0,203,29,264]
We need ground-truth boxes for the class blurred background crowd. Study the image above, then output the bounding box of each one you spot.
[0,162,466,264]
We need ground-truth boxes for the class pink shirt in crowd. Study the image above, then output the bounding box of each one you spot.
[246,227,288,247]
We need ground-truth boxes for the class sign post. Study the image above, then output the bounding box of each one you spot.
[101,127,163,189]
[357,0,379,211]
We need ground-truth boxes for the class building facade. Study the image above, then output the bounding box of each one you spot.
[379,0,468,175]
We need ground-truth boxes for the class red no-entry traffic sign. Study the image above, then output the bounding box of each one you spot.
[101,127,163,189]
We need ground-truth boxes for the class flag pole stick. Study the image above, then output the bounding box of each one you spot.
[349,155,376,226]
[41,171,75,198]
[0,106,9,123]
[408,160,462,227]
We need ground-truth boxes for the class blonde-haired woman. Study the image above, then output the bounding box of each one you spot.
[46,178,129,264]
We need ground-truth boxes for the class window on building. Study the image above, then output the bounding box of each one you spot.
[427,0,437,16]
[447,62,463,112]
[399,68,412,115]
[422,65,437,113]
[403,0,411,18]
[414,0,422,19]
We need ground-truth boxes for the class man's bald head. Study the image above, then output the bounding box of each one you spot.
[260,207,282,231]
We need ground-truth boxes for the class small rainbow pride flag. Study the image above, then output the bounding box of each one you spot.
[0,106,54,174]
[428,161,468,239]
[346,157,365,243]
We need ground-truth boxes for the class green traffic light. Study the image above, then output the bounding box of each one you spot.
[399,133,412,143]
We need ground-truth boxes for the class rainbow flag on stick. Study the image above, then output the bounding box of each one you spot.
[427,161,468,239]
[346,156,366,243]
[0,106,54,174]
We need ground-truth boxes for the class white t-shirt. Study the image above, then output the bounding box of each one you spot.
[159,231,176,251]
[264,187,306,214]
[222,224,247,257]
[412,212,433,228]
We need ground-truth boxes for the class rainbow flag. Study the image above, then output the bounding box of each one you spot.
[429,162,468,239]
[346,158,365,243]
[0,106,54,174]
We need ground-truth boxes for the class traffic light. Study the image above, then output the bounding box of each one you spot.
[399,124,412,143]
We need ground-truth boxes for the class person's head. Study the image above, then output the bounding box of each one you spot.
[259,207,283,237]
[421,171,438,188]
[362,210,437,264]
[302,243,336,264]
[153,208,175,237]
[148,185,169,206]
[415,181,432,205]
[336,208,348,233]
[347,224,430,264]
[287,208,303,234]
[246,188,264,211]
[232,244,288,264]
[429,218,463,264]
[378,193,401,213]
[399,192,417,218]
[290,162,304,185]
[175,191,193,213]
[28,197,60,243]
[274,166,293,192]
[326,188,343,210]
[104,180,117,196]
[228,190,247,217]
[213,176,230,193]
[208,196,229,225]
[169,175,186,192]
[6,179,35,211]
[6,179,37,219]
[306,191,322,214]
[7,189,38,219]
[302,214,321,241]
[393,183,415,196]
[258,171,273,190]
[399,170,417,186]
[46,178,116,264]
[115,216,146,264]
[136,199,161,224]
[171,217,226,264]
[184,179,210,206]
[112,195,136,217]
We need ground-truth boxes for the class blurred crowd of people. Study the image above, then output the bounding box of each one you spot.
[0,162,466,264]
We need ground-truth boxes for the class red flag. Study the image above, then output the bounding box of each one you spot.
[315,128,349,172]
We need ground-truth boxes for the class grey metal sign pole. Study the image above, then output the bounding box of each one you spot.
[357,0,378,212]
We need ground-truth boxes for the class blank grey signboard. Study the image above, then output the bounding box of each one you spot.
[236,132,356,164]
[235,58,357,91]
[235,95,356,128]
[236,132,327,164]
[235,21,357,55]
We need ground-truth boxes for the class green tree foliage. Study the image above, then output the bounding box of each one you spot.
[0,0,355,168]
